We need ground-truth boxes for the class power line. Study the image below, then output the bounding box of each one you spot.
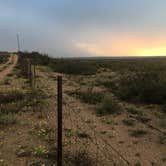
[16,34,20,52]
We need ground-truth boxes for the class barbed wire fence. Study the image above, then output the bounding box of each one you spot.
[17,54,36,89]
[63,95,132,166]
[56,76,133,166]
[1,53,165,166]
[17,54,133,166]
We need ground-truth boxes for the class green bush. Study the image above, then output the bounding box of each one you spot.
[0,113,17,125]
[0,103,21,114]
[123,119,135,126]
[0,90,25,104]
[0,52,9,64]
[0,89,46,114]
[49,60,97,75]
[97,95,122,115]
[127,107,144,116]
[74,89,104,104]
[116,72,166,104]
[64,150,96,166]
[130,129,148,137]
[96,77,116,90]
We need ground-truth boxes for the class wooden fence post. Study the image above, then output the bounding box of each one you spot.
[33,64,36,88]
[29,63,32,87]
[57,76,62,166]
[27,59,30,80]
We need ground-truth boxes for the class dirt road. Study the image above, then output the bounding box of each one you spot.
[0,54,18,81]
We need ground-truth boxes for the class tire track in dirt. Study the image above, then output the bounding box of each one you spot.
[0,54,18,81]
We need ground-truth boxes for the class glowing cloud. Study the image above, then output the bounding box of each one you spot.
[1,0,166,57]
[75,33,166,56]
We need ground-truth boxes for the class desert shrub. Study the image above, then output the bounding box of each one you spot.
[33,145,49,158]
[0,79,9,85]
[123,119,135,126]
[49,60,97,75]
[64,150,96,166]
[74,88,104,104]
[96,77,117,90]
[0,113,17,125]
[97,94,122,115]
[159,134,166,144]
[134,162,142,166]
[16,89,47,112]
[130,129,148,138]
[0,89,46,114]
[127,107,144,116]
[116,71,166,104]
[103,117,114,125]
[0,102,21,114]
[1,78,10,85]
[0,90,25,104]
[17,51,50,79]
[19,51,50,66]
[0,52,9,64]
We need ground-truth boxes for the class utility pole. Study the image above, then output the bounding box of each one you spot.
[17,34,20,52]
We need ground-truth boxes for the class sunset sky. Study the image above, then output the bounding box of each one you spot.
[0,0,166,57]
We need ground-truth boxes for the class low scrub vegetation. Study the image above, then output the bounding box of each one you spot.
[0,102,22,114]
[18,52,166,105]
[33,145,49,158]
[159,134,166,145]
[74,88,104,104]
[19,51,50,66]
[115,71,166,104]
[0,113,17,125]
[64,149,96,166]
[49,60,98,75]
[0,52,9,64]
[123,119,135,126]
[127,107,144,116]
[0,89,25,104]
[103,117,115,125]
[0,88,46,114]
[0,78,10,85]
[97,94,123,115]
[130,129,148,138]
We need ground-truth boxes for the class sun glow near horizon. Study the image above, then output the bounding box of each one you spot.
[1,1,166,57]
[75,35,166,57]
[136,47,166,56]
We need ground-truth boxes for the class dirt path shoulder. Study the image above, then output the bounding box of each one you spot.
[0,54,18,81]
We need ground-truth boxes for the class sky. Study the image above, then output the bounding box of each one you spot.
[0,0,166,57]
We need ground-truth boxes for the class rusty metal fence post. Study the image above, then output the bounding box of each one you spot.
[57,75,62,166]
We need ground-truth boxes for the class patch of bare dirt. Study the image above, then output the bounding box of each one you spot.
[0,54,18,81]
